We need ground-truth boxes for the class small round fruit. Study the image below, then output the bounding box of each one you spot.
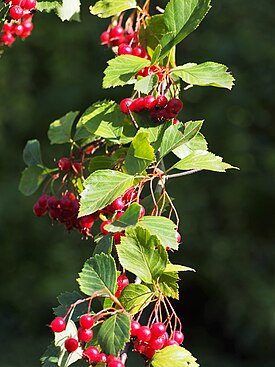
[57,157,71,171]
[65,338,78,353]
[47,196,59,209]
[100,220,112,235]
[79,314,94,329]
[117,274,129,290]
[109,361,125,367]
[100,31,110,45]
[23,0,36,10]
[156,95,168,108]
[149,336,164,350]
[98,353,107,363]
[78,327,93,343]
[172,330,184,344]
[132,97,145,112]
[78,215,95,230]
[120,98,133,114]
[166,98,183,115]
[14,24,24,37]
[2,22,13,32]
[83,346,100,363]
[50,317,66,333]
[110,25,124,39]
[33,202,47,217]
[131,320,141,336]
[143,95,157,110]
[176,232,181,243]
[112,196,125,211]
[136,326,151,342]
[164,339,179,347]
[151,322,166,337]
[1,32,15,45]
[118,43,132,55]
[132,46,147,58]
[10,5,24,20]
[143,345,156,359]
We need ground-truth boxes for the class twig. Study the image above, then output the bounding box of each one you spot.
[156,6,165,13]
[164,169,202,179]
[126,104,139,130]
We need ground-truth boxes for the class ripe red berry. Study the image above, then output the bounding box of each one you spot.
[136,326,151,342]
[172,118,180,125]
[131,320,141,336]
[10,5,24,20]
[78,215,95,230]
[151,322,166,337]
[1,32,15,45]
[47,196,59,209]
[139,205,145,219]
[144,345,156,359]
[23,0,36,10]
[132,46,147,58]
[143,95,157,110]
[166,98,183,115]
[118,43,132,55]
[120,98,133,114]
[64,338,78,353]
[50,317,66,333]
[117,274,129,290]
[109,361,125,367]
[172,330,184,344]
[110,25,124,39]
[132,97,145,112]
[100,30,110,45]
[11,0,26,5]
[83,346,100,363]
[112,196,125,211]
[176,232,181,243]
[164,339,179,347]
[156,95,168,108]
[57,157,71,171]
[79,314,94,329]
[100,220,112,235]
[13,24,24,36]
[98,353,107,363]
[2,22,13,32]
[33,202,47,217]
[78,327,93,342]
[150,336,164,350]
[60,195,73,210]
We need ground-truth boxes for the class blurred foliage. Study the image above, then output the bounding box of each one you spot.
[0,0,275,366]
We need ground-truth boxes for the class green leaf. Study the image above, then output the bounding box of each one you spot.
[103,55,150,89]
[134,74,158,94]
[41,343,59,367]
[48,111,79,144]
[19,165,45,196]
[150,44,162,65]
[37,1,62,13]
[159,121,203,159]
[170,150,237,172]
[53,291,88,321]
[151,346,199,367]
[75,100,125,141]
[173,133,208,159]
[158,271,179,299]
[56,0,81,21]
[140,15,167,59]
[172,62,235,89]
[23,139,42,166]
[119,284,154,315]
[117,227,168,283]
[124,131,155,175]
[139,216,178,251]
[77,253,117,297]
[159,0,211,60]
[89,156,116,172]
[90,0,137,18]
[79,170,135,216]
[97,313,130,356]
[165,264,195,272]
[93,234,113,255]
[105,203,142,232]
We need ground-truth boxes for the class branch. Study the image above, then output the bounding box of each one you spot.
[164,169,202,179]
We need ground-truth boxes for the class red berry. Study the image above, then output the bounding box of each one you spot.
[118,43,132,55]
[151,322,166,337]
[172,330,184,344]
[1,32,15,45]
[136,326,151,342]
[79,314,94,329]
[150,336,164,350]
[47,196,59,209]
[78,215,95,230]
[83,346,100,363]
[112,196,125,211]
[164,339,179,347]
[131,320,141,336]
[107,355,121,364]
[139,205,145,219]
[98,353,107,363]
[144,345,156,359]
[117,274,129,290]
[109,361,125,367]
[60,195,73,210]
[2,23,13,32]
[13,24,24,36]
[10,5,24,20]
[143,95,157,110]
[122,187,137,202]
[64,338,78,353]
[100,220,112,235]
[113,232,124,244]
[100,31,110,45]
[21,20,33,33]
[38,195,49,209]
[156,96,168,108]
[176,232,181,243]
[166,98,183,115]
[132,97,145,112]
[33,202,47,217]
[132,46,147,58]
[11,0,26,5]
[172,119,180,125]
[50,317,66,333]
[23,0,36,10]
[110,26,124,39]
[57,157,71,171]
[78,327,93,343]
[72,162,82,174]
[120,98,133,114]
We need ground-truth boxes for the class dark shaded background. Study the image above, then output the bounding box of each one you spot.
[0,0,274,366]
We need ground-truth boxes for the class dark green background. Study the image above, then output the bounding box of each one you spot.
[0,0,274,366]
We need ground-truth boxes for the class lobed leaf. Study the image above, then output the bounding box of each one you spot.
[79,170,135,217]
[90,0,137,18]
[97,313,130,356]
[151,345,200,367]
[77,253,117,297]
[119,284,154,314]
[158,271,179,299]
[172,62,235,89]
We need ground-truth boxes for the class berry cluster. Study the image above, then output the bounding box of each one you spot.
[33,192,97,235]
[57,157,82,174]
[120,96,183,123]
[100,25,134,48]
[0,0,36,46]
[131,321,184,360]
[50,316,125,367]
